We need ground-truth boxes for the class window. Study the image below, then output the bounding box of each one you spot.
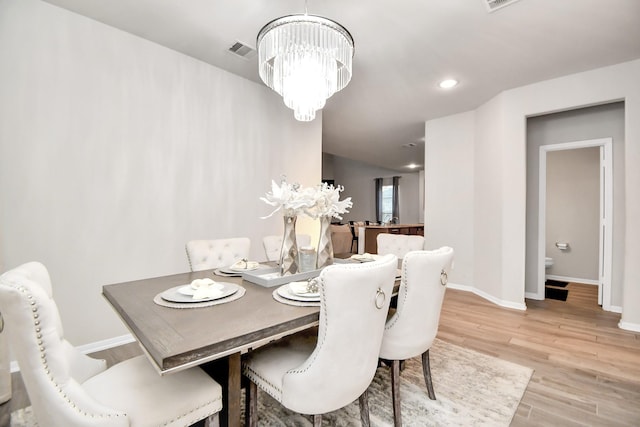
[381,184,394,223]
[375,176,400,224]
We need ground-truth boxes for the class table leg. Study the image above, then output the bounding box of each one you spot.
[203,352,242,427]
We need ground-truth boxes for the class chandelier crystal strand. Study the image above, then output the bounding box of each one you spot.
[257,15,354,121]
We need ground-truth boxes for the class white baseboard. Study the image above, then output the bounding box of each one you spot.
[447,282,527,311]
[75,333,136,355]
[446,282,473,293]
[10,333,135,373]
[607,305,622,314]
[545,274,598,285]
[525,291,543,300]
[618,321,640,332]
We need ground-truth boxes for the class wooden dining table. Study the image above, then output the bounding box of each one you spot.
[102,268,321,427]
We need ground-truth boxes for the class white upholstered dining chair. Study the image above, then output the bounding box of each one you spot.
[185,237,250,271]
[262,234,312,262]
[0,262,222,427]
[379,247,454,426]
[376,233,425,259]
[242,254,398,426]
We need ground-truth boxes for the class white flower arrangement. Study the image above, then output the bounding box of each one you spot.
[260,178,352,219]
[305,182,353,220]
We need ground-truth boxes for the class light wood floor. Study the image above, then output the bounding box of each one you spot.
[439,282,640,426]
[2,282,639,426]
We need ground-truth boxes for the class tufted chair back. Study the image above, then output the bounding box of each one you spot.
[379,247,454,361]
[0,262,223,427]
[376,233,425,259]
[281,254,397,414]
[186,237,251,271]
[262,234,312,262]
[0,262,121,426]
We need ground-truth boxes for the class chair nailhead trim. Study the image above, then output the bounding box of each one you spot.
[185,244,195,272]
[287,278,328,375]
[4,274,222,425]
[2,281,125,420]
[242,369,283,403]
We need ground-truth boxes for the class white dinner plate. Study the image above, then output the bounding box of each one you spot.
[177,282,224,296]
[161,282,239,303]
[276,284,320,302]
[214,268,242,277]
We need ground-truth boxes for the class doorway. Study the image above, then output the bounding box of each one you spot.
[537,138,612,309]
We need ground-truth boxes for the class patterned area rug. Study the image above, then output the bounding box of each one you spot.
[10,339,533,426]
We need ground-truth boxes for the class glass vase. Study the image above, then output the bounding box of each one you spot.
[316,216,334,269]
[280,214,299,276]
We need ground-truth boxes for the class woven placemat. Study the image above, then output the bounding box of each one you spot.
[272,289,320,307]
[154,285,246,309]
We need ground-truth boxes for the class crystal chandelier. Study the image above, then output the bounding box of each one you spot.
[257,14,354,122]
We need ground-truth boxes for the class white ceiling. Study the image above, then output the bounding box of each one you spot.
[43,0,640,171]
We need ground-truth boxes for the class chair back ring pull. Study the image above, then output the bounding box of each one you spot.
[440,270,448,286]
[375,288,386,309]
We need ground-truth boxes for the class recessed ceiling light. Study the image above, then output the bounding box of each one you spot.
[407,163,419,169]
[439,79,459,89]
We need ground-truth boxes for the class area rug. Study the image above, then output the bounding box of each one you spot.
[545,279,568,288]
[10,339,533,426]
[545,286,569,301]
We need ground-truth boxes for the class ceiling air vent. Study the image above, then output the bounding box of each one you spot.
[484,0,522,12]
[228,41,256,59]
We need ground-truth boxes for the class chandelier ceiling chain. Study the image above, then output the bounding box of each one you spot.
[256,5,354,122]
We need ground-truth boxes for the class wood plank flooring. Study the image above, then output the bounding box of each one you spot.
[2,282,639,426]
[438,283,640,426]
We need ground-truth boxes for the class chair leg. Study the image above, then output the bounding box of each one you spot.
[204,413,220,427]
[422,350,436,400]
[246,379,258,427]
[313,414,322,427]
[390,359,402,427]
[359,388,371,427]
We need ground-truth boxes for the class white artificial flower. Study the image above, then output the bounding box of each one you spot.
[260,178,316,218]
[305,182,353,220]
[260,178,352,219]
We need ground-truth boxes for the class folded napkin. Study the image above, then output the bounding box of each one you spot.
[288,279,319,295]
[190,278,224,300]
[350,253,377,262]
[230,259,260,271]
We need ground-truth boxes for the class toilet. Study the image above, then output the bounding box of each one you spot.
[545,257,554,269]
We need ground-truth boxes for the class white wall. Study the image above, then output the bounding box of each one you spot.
[424,111,475,286]
[323,154,422,224]
[0,0,322,345]
[424,59,640,330]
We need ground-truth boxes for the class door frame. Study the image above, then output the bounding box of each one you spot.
[537,138,613,309]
